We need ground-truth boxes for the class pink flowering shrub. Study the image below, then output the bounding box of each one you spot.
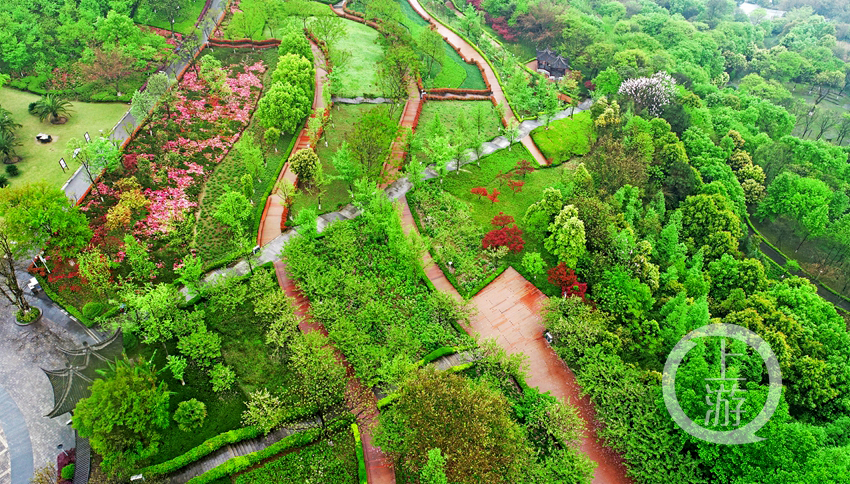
[63,51,269,291]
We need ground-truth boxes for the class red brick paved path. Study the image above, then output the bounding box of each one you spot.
[405,0,549,166]
[400,196,632,484]
[257,40,328,246]
[273,261,396,484]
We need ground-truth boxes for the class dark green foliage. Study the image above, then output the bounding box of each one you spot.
[4,164,18,177]
[282,201,470,387]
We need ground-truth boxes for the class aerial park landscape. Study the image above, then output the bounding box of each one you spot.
[1,0,850,483]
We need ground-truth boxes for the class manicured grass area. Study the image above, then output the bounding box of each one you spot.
[394,0,486,89]
[529,110,595,165]
[134,0,207,35]
[291,104,402,217]
[337,19,385,98]
[413,100,501,161]
[0,87,129,189]
[234,428,357,483]
[437,145,570,295]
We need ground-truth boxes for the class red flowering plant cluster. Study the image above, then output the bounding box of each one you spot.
[547,263,588,300]
[482,214,524,253]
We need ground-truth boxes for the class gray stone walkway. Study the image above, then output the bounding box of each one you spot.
[0,294,100,484]
[331,96,394,104]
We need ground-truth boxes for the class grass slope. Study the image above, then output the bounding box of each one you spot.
[413,100,502,160]
[530,110,595,165]
[439,145,572,295]
[337,19,386,98]
[291,104,402,217]
[0,87,128,189]
[134,0,207,35]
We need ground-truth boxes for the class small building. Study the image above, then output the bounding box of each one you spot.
[536,48,570,79]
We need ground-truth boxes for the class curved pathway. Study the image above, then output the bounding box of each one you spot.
[399,198,633,484]
[273,261,396,484]
[257,40,329,246]
[404,0,549,166]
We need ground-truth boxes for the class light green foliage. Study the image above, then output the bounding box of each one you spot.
[521,252,545,280]
[77,248,113,296]
[199,55,231,97]
[178,326,222,368]
[524,187,564,234]
[255,81,311,134]
[123,234,156,283]
[0,181,91,257]
[420,448,448,484]
[73,356,170,475]
[235,134,264,178]
[241,388,286,435]
[174,399,207,432]
[544,205,586,267]
[176,254,205,299]
[271,53,314,94]
[290,148,319,184]
[213,188,253,237]
[593,265,654,324]
[209,363,236,393]
[290,331,347,423]
[332,141,362,190]
[166,355,188,386]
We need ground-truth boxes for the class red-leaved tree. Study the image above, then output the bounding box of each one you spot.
[496,171,513,188]
[508,179,525,193]
[471,186,488,200]
[487,188,501,203]
[514,159,535,178]
[482,225,524,253]
[491,212,514,228]
[547,263,587,300]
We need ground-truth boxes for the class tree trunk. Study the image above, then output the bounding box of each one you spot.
[796,232,810,252]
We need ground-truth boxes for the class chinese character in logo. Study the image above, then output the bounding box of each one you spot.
[704,339,746,427]
[662,323,783,445]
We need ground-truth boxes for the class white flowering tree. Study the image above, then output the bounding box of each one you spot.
[618,71,676,116]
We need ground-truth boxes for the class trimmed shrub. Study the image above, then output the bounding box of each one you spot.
[174,399,207,432]
[82,302,105,319]
[352,423,367,484]
[60,463,75,480]
[5,164,19,177]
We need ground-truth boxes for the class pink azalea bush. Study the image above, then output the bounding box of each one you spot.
[70,52,268,286]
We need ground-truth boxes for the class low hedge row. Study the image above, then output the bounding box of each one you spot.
[352,423,368,484]
[140,426,263,478]
[186,416,354,484]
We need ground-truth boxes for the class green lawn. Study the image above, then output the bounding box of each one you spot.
[337,19,386,98]
[413,100,502,161]
[438,144,571,295]
[291,104,402,217]
[530,110,595,165]
[134,0,207,35]
[0,87,129,189]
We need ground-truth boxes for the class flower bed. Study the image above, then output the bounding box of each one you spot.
[41,49,270,308]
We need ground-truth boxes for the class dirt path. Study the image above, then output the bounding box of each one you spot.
[257,40,328,246]
[404,0,549,166]
[399,195,633,484]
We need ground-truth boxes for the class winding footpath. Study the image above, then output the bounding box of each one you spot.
[257,40,329,246]
[403,0,550,166]
[273,262,396,484]
[399,199,633,484]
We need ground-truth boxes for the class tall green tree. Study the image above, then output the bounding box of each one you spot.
[73,356,171,475]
